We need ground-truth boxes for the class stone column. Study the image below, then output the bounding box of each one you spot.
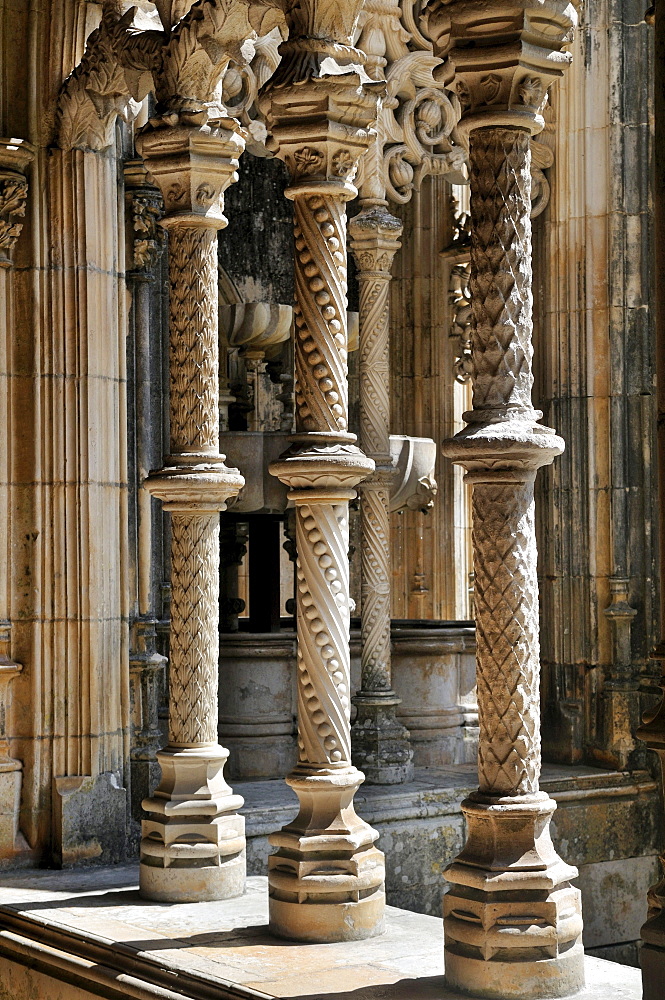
[136,124,245,903]
[124,161,169,835]
[260,0,386,942]
[424,4,583,997]
[0,139,32,860]
[638,4,665,996]
[349,205,413,784]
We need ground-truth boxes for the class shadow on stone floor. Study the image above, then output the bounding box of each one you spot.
[283,977,450,1000]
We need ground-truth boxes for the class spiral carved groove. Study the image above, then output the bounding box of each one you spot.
[469,128,533,415]
[358,272,391,461]
[169,512,220,746]
[472,480,540,796]
[293,194,349,434]
[295,501,352,765]
[169,226,219,453]
[360,484,391,692]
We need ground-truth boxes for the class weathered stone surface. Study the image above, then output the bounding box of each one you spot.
[0,868,644,1000]
[52,773,127,868]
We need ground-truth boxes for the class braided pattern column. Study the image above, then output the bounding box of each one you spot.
[350,206,413,783]
[137,124,246,904]
[423,1,583,993]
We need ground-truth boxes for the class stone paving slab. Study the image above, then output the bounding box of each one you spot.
[0,867,643,999]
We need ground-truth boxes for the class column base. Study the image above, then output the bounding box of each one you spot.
[351,694,414,784]
[139,744,246,903]
[443,792,585,999]
[268,765,386,942]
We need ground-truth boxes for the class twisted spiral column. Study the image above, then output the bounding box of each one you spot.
[268,184,385,942]
[349,207,413,783]
[441,125,584,997]
[136,124,246,903]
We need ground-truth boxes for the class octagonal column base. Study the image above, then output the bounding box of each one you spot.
[268,766,385,942]
[443,793,584,998]
[352,693,414,785]
[139,745,246,903]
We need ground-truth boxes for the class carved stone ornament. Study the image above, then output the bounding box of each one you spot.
[124,159,165,273]
[0,139,34,268]
[423,1,575,138]
[353,0,465,205]
[57,1,287,152]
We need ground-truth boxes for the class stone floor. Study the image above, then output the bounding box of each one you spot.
[0,866,643,999]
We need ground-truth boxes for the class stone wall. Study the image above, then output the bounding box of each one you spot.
[535,0,658,769]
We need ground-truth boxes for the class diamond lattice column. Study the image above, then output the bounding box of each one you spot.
[349,204,413,784]
[136,124,246,903]
[260,0,387,942]
[423,3,584,997]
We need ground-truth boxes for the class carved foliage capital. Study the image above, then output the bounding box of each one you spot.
[349,205,402,273]
[0,138,33,267]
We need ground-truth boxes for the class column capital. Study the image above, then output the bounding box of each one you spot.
[348,205,402,274]
[423,1,577,138]
[135,123,245,230]
[259,0,383,197]
[0,138,34,269]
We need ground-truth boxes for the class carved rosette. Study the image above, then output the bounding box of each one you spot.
[136,123,246,904]
[426,3,584,994]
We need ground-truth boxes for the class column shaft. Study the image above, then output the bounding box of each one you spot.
[350,208,413,783]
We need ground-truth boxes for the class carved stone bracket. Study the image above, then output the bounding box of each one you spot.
[424,3,584,996]
[0,139,34,268]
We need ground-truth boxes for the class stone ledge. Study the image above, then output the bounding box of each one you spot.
[0,868,643,1000]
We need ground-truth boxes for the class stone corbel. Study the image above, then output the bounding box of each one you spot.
[0,139,34,268]
[389,435,438,513]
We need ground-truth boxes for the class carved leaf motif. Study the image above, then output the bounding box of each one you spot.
[0,177,28,255]
[479,73,502,105]
[518,75,544,108]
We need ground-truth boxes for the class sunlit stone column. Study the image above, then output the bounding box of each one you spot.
[424,3,584,996]
[136,124,245,902]
[349,202,413,784]
[260,0,386,942]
